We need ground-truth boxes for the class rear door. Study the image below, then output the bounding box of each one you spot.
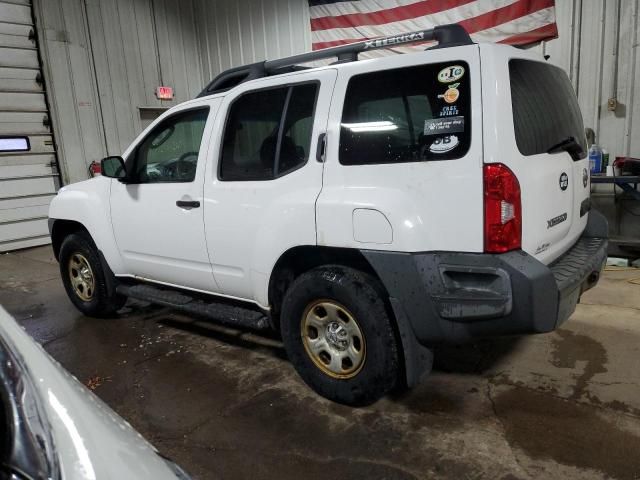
[481,46,590,264]
[203,69,336,305]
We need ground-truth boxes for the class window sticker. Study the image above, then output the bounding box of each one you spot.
[438,83,460,103]
[339,60,471,165]
[424,116,464,135]
[439,105,459,117]
[429,135,459,153]
[437,65,465,83]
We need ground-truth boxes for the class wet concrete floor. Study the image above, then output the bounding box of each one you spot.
[1,246,640,479]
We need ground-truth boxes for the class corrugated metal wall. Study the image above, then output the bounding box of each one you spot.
[33,0,640,185]
[34,0,311,184]
[193,0,311,82]
[534,0,639,161]
[34,0,207,183]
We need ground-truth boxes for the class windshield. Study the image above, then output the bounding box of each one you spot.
[509,59,587,159]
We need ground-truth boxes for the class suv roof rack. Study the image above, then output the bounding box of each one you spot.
[197,23,472,97]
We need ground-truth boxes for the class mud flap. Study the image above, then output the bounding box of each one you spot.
[98,250,119,300]
[389,297,434,387]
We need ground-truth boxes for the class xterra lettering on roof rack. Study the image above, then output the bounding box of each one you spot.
[197,23,472,98]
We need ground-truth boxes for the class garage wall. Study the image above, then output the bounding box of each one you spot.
[193,0,311,83]
[33,0,311,184]
[34,0,104,185]
[34,0,205,183]
[535,0,639,161]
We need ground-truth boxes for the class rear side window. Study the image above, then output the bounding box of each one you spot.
[220,83,319,181]
[340,61,471,165]
[509,59,586,157]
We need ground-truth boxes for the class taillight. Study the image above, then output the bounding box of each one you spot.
[483,163,521,253]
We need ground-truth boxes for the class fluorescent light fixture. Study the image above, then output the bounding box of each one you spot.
[342,121,398,133]
[0,137,29,152]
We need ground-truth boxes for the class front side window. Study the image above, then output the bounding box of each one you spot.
[340,61,471,165]
[219,83,319,181]
[129,108,209,183]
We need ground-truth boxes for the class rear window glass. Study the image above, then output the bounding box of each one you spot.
[509,59,586,158]
[340,61,471,165]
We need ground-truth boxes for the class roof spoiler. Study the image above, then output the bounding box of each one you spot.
[197,23,472,97]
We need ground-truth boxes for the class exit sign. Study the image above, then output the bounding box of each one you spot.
[156,86,174,100]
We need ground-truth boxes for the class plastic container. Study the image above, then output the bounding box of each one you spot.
[613,156,640,175]
[614,156,624,176]
[589,144,602,174]
[601,148,609,172]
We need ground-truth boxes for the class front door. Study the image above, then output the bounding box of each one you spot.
[110,105,217,292]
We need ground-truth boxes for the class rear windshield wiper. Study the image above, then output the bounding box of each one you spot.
[547,136,585,160]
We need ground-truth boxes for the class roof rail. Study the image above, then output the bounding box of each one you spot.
[197,23,472,97]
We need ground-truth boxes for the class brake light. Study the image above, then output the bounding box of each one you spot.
[484,163,521,253]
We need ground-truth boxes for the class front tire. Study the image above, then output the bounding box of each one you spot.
[59,232,126,317]
[280,265,400,406]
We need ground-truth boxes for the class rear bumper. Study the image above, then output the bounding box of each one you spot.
[363,210,608,346]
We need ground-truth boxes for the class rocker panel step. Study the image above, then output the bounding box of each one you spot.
[117,283,270,331]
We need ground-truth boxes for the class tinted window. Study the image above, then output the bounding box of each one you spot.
[509,59,586,157]
[340,61,471,165]
[130,108,208,183]
[220,83,318,181]
[279,84,318,174]
[220,88,287,181]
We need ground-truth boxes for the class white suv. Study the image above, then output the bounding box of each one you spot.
[48,25,607,406]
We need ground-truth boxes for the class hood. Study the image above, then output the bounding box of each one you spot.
[0,306,186,480]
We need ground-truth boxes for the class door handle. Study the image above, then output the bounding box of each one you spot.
[316,132,327,163]
[176,200,200,208]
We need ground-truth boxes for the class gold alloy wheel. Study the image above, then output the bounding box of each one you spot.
[68,253,96,302]
[301,300,366,379]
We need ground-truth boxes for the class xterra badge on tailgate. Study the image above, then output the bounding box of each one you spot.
[547,213,568,229]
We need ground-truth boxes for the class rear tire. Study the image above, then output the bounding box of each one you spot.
[59,232,126,317]
[280,265,400,406]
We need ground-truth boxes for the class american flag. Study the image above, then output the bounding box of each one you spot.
[308,0,558,55]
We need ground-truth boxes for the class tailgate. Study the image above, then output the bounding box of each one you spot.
[481,46,589,265]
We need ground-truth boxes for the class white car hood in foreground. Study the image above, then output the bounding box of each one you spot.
[0,306,184,479]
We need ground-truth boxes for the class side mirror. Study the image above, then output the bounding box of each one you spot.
[101,156,127,179]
